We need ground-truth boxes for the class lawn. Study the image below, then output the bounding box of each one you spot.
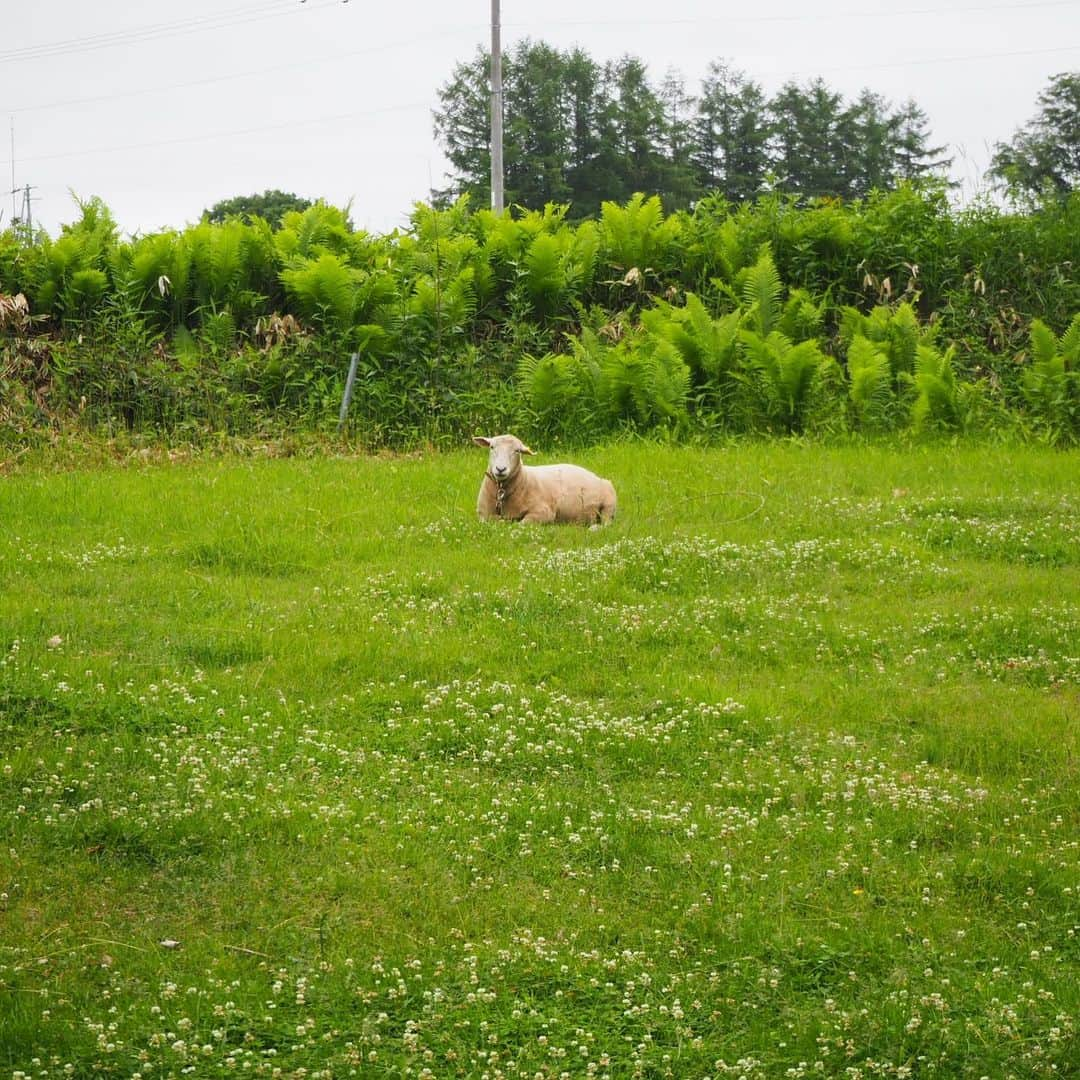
[1,441,1078,1079]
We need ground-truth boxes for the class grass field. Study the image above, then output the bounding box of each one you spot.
[1,441,1078,1079]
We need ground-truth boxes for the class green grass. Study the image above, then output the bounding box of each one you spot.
[1,441,1078,1079]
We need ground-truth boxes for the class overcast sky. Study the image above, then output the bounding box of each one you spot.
[3,0,1079,238]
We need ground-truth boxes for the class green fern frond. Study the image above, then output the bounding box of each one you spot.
[911,344,961,433]
[737,326,833,432]
[778,288,824,343]
[198,310,237,355]
[838,305,869,346]
[1029,319,1058,367]
[600,193,681,275]
[571,221,600,294]
[208,222,246,302]
[65,268,109,318]
[280,252,358,335]
[1022,317,1080,438]
[886,302,921,376]
[524,233,566,314]
[739,246,783,337]
[846,335,893,429]
[1058,313,1080,368]
[777,339,829,425]
[598,336,690,428]
[517,343,603,437]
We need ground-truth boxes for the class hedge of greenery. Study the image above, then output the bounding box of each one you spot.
[1,184,1078,446]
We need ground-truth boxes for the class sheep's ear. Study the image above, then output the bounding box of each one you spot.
[520,444,536,456]
[473,436,492,448]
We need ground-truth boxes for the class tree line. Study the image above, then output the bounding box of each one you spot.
[433,42,951,216]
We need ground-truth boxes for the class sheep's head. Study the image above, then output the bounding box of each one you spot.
[474,434,534,481]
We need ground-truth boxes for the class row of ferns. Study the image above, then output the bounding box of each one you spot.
[1,186,1079,446]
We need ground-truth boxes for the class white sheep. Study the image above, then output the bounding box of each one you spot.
[474,434,617,525]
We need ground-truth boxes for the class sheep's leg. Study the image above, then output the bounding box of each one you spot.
[595,499,615,524]
[518,507,557,524]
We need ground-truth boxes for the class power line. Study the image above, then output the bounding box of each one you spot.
[0,0,344,65]
[3,35,1074,173]
[795,41,1080,75]
[507,0,1080,27]
[4,2,1073,119]
[4,26,482,117]
[0,102,431,170]
[0,0,294,61]
[3,0,1070,66]
[1,37,1075,172]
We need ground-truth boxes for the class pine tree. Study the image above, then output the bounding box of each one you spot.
[990,72,1080,201]
[658,69,699,211]
[768,79,847,199]
[502,40,574,209]
[692,61,770,203]
[432,47,492,208]
[606,56,669,204]
[890,100,952,184]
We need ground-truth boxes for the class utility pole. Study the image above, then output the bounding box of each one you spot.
[18,184,33,242]
[490,0,504,215]
[9,119,16,225]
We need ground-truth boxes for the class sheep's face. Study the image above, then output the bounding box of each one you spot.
[474,434,534,481]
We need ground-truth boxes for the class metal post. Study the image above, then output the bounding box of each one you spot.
[490,0,504,215]
[10,119,16,225]
[337,351,360,433]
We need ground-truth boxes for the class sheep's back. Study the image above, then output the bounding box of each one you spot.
[527,463,616,523]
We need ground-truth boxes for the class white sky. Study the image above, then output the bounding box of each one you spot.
[2,0,1079,238]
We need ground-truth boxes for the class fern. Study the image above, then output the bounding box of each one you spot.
[641,293,741,384]
[1059,313,1080,367]
[517,351,587,430]
[184,221,253,317]
[1022,317,1080,441]
[910,344,962,433]
[778,288,824,343]
[409,267,478,338]
[65,269,109,319]
[600,193,682,277]
[846,335,893,429]
[738,328,837,433]
[887,303,922,376]
[739,246,783,338]
[840,301,925,382]
[280,253,359,336]
[275,203,354,261]
[517,328,605,437]
[570,220,600,296]
[524,233,567,316]
[597,335,691,430]
[198,310,237,357]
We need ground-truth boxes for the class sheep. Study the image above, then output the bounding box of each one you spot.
[473,434,617,525]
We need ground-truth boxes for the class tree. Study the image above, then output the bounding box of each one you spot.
[502,40,574,209]
[431,47,492,208]
[769,79,848,198]
[769,83,950,200]
[204,190,313,229]
[433,41,585,213]
[658,69,699,211]
[990,72,1080,201]
[562,47,611,216]
[837,90,896,198]
[605,55,670,205]
[692,61,770,203]
[890,99,952,184]
[432,41,950,214]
